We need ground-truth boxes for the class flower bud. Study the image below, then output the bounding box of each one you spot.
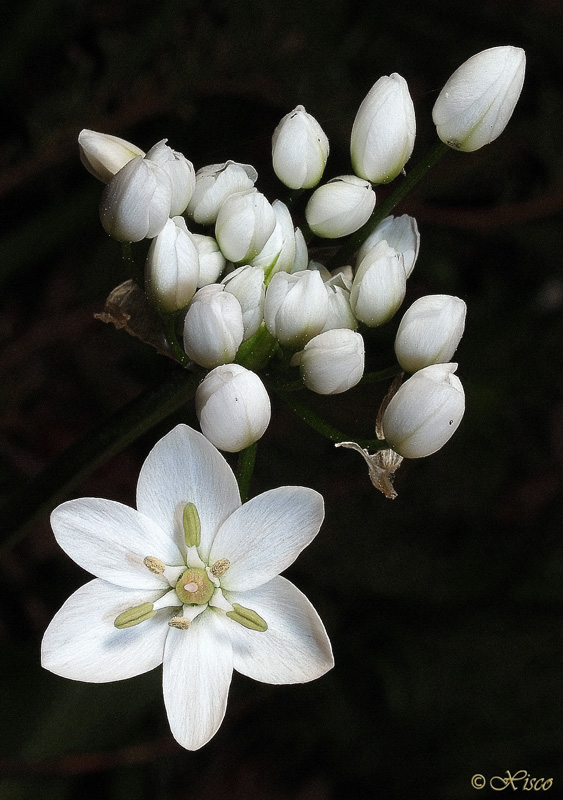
[250,200,296,278]
[291,227,309,272]
[356,214,420,278]
[322,272,357,332]
[305,175,376,239]
[350,240,406,326]
[195,364,271,453]
[351,73,416,183]
[145,217,200,312]
[394,294,467,373]
[145,140,196,216]
[187,161,258,225]
[78,129,145,183]
[264,270,328,348]
[382,363,465,458]
[183,284,244,369]
[432,46,526,152]
[99,156,172,241]
[272,105,329,189]
[297,329,364,394]
[222,265,265,340]
[215,190,277,263]
[191,234,227,287]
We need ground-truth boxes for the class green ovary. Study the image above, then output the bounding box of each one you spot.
[175,567,215,605]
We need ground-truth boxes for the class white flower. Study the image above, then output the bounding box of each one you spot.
[222,265,265,341]
[145,140,196,216]
[305,175,376,239]
[183,284,244,369]
[78,129,145,183]
[382,363,465,458]
[272,105,329,189]
[41,425,333,750]
[264,270,328,349]
[296,329,365,395]
[350,73,416,184]
[350,240,406,326]
[250,200,297,279]
[145,217,200,312]
[321,271,357,332]
[356,214,420,278]
[187,161,258,225]
[215,190,277,264]
[192,234,227,287]
[196,365,271,451]
[394,294,467,373]
[99,156,172,241]
[432,46,526,152]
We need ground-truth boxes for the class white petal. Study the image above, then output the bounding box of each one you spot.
[136,425,241,562]
[41,579,169,682]
[51,499,183,589]
[223,576,333,683]
[209,487,324,592]
[162,610,233,750]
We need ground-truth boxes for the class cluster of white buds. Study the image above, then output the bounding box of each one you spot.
[79,46,524,464]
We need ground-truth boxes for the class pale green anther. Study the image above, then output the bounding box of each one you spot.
[183,502,201,548]
[226,603,268,632]
[114,602,156,629]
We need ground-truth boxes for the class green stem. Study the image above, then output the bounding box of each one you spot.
[327,140,450,270]
[360,364,403,384]
[272,386,387,451]
[0,368,200,551]
[236,442,258,503]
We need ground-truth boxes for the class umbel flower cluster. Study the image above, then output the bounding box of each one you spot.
[79,46,524,475]
[41,45,526,753]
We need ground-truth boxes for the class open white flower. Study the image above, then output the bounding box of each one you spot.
[41,424,333,751]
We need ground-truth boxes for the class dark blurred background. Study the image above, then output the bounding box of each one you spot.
[1,0,562,798]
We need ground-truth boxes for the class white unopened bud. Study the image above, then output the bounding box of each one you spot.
[351,73,416,184]
[356,214,420,278]
[99,156,172,241]
[145,217,200,312]
[350,240,406,326]
[382,363,465,458]
[191,234,227,287]
[145,140,196,216]
[78,129,145,183]
[297,329,365,395]
[272,105,329,189]
[183,285,244,369]
[250,200,296,278]
[432,46,526,152]
[322,272,357,332]
[196,364,271,452]
[290,227,309,272]
[264,270,328,348]
[305,175,376,239]
[187,161,258,225]
[394,294,467,373]
[215,190,277,264]
[222,265,265,340]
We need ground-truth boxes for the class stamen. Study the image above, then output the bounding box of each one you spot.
[183,503,201,548]
[227,603,268,632]
[114,602,155,629]
[168,616,191,630]
[143,555,165,574]
[210,558,230,578]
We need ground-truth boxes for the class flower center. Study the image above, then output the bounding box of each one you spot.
[175,567,215,605]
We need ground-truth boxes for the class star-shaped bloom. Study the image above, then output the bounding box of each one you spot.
[41,424,333,750]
